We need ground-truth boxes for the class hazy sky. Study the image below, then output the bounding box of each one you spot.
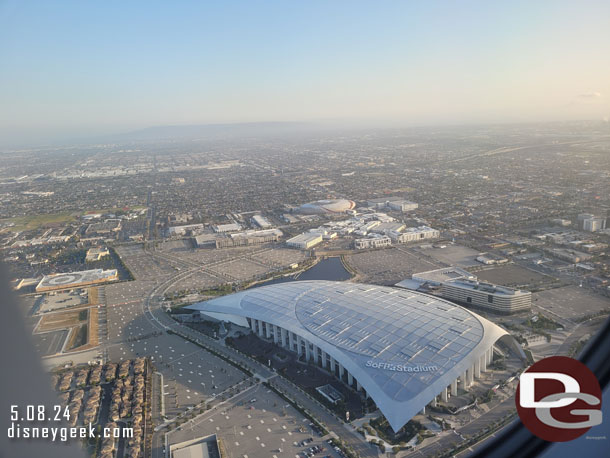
[1,0,609,145]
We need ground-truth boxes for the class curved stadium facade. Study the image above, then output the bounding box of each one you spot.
[189,281,523,432]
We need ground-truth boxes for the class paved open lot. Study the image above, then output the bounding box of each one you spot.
[166,271,222,294]
[39,289,88,313]
[115,244,178,280]
[166,383,341,458]
[105,299,246,417]
[32,329,69,356]
[346,246,442,284]
[533,286,610,321]
[414,244,481,267]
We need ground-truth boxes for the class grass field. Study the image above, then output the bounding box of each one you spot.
[2,205,147,232]
[2,212,77,232]
[83,205,147,214]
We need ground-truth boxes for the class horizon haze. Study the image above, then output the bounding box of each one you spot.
[1,0,610,147]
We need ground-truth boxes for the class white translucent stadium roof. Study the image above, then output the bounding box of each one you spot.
[189,280,513,431]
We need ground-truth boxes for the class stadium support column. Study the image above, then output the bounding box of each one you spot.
[280,328,287,348]
[330,358,336,373]
[338,362,345,380]
[431,396,437,407]
[289,332,295,352]
[467,366,473,386]
[488,347,494,365]
[356,380,362,391]
[258,320,265,338]
[451,379,458,396]
[305,340,311,361]
[462,371,469,389]
[312,345,318,364]
[480,353,487,373]
[441,387,448,402]
[347,372,354,387]
[265,322,272,339]
[474,359,481,379]
[297,336,304,357]
[273,325,280,344]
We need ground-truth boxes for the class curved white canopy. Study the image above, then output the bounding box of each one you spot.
[189,280,513,431]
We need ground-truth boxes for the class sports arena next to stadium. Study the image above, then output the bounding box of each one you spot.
[189,280,524,432]
[295,199,356,215]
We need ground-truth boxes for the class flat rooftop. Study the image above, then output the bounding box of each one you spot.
[444,279,530,296]
[37,268,118,292]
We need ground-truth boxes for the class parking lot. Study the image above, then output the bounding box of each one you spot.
[39,289,89,313]
[533,285,610,321]
[167,383,342,458]
[114,244,177,280]
[106,309,246,418]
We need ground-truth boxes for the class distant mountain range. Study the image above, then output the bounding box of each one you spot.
[114,122,318,141]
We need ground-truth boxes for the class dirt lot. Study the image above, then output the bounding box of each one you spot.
[36,309,87,333]
[475,264,556,289]
[345,247,442,285]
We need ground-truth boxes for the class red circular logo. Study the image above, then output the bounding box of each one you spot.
[516,356,602,442]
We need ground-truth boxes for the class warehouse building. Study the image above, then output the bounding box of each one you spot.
[286,233,323,249]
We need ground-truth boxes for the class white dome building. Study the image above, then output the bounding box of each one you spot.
[296,199,355,215]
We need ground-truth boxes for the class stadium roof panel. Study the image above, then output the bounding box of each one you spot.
[189,280,515,431]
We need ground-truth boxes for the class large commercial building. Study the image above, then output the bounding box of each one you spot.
[85,246,110,262]
[354,236,392,249]
[389,226,440,243]
[36,268,118,292]
[189,281,523,432]
[367,197,418,212]
[168,223,204,236]
[212,223,242,233]
[251,214,272,229]
[295,199,356,215]
[215,228,282,248]
[583,217,606,233]
[286,233,323,249]
[440,279,531,314]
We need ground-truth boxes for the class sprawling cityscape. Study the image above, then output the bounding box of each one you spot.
[2,1,610,457]
[1,121,609,457]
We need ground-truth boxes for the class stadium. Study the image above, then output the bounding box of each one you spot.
[188,280,524,432]
[295,198,356,215]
